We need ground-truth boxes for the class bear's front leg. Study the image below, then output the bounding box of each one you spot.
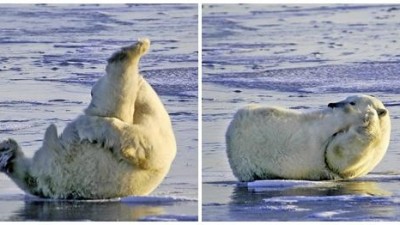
[70,115,122,149]
[325,110,379,179]
[70,115,147,167]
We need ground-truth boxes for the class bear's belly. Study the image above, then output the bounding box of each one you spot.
[31,143,166,199]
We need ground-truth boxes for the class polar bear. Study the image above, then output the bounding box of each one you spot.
[226,95,391,181]
[0,38,177,199]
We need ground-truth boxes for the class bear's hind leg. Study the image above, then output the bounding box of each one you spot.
[0,139,18,173]
[85,39,151,124]
[0,139,38,195]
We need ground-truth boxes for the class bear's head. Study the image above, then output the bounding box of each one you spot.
[328,95,388,118]
[325,95,391,179]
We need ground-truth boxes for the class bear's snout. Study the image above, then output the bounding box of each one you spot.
[328,101,346,108]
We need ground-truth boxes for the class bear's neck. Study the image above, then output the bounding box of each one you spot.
[303,108,336,120]
[304,109,351,138]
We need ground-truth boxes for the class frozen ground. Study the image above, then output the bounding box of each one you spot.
[0,4,198,221]
[203,4,400,221]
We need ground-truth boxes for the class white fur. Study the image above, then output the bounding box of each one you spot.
[0,38,177,199]
[226,95,391,181]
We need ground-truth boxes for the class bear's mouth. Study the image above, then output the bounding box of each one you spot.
[332,127,349,137]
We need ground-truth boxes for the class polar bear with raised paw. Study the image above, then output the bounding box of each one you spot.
[226,95,391,181]
[0,38,177,199]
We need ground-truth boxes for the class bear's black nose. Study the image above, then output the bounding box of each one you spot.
[328,101,347,108]
[328,103,336,108]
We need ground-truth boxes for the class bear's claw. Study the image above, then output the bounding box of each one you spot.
[0,140,16,172]
[0,148,14,173]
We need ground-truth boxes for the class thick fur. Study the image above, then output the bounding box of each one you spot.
[0,38,177,199]
[226,95,391,182]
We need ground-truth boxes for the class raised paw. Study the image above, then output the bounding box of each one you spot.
[0,139,19,173]
[121,146,147,168]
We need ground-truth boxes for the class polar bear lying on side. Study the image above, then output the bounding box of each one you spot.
[226,95,391,181]
[0,38,177,199]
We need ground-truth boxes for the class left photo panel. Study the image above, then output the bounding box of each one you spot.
[0,4,198,221]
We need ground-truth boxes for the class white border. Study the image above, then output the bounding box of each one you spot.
[197,2,203,223]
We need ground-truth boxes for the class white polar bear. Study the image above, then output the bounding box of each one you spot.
[226,95,391,182]
[0,38,177,199]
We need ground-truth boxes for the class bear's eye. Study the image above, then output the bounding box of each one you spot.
[349,102,356,106]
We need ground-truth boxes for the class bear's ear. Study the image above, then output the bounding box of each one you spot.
[377,108,387,117]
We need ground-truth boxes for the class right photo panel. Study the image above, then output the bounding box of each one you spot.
[202,4,400,221]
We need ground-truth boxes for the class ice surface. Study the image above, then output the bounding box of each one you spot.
[139,214,198,221]
[203,4,400,94]
[204,63,400,94]
[263,194,391,203]
[247,179,329,189]
[120,195,197,204]
[309,210,349,219]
